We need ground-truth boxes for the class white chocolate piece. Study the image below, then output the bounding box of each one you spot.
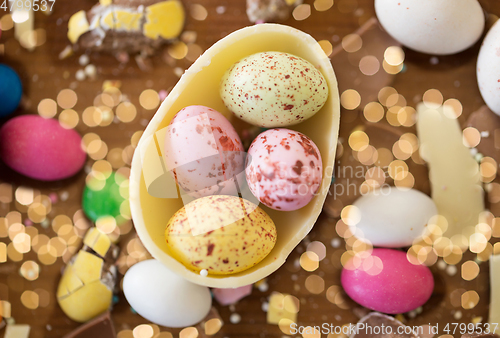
[416,103,484,239]
[489,254,500,333]
[138,134,178,199]
[4,325,30,338]
[129,24,340,288]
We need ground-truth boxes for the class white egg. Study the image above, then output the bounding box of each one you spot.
[478,20,500,116]
[375,0,484,55]
[347,187,437,248]
[123,260,212,328]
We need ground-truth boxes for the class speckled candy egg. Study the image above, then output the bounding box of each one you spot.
[164,105,245,197]
[341,248,434,314]
[375,0,484,55]
[165,195,277,275]
[220,51,328,127]
[246,129,322,211]
[0,115,86,180]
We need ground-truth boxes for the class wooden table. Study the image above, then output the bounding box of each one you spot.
[1,0,500,337]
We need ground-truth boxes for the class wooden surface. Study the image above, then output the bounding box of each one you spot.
[1,0,500,337]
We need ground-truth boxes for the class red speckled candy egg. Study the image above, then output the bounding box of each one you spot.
[245,129,322,211]
[0,115,86,181]
[164,105,245,198]
[341,248,434,314]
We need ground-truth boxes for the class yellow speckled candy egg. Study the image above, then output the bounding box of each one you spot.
[220,51,328,128]
[165,195,277,275]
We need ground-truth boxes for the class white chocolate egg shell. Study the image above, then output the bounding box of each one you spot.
[129,23,340,288]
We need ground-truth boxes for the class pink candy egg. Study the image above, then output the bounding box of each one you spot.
[0,115,86,181]
[341,248,434,314]
[245,129,322,211]
[164,105,245,198]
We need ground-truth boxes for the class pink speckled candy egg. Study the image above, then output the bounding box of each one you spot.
[164,105,245,198]
[0,115,86,181]
[341,248,434,314]
[245,129,322,211]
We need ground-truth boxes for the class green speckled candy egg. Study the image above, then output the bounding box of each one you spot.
[220,51,328,128]
[165,195,277,275]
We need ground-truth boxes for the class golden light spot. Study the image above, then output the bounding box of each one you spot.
[13,233,31,254]
[461,260,480,281]
[7,242,23,261]
[397,106,417,127]
[118,330,134,338]
[94,93,115,108]
[131,131,143,148]
[116,102,137,123]
[376,148,393,167]
[49,237,67,257]
[423,89,443,109]
[21,290,39,310]
[103,87,122,106]
[386,106,402,127]
[342,34,362,53]
[190,4,207,21]
[305,275,325,294]
[15,186,34,206]
[469,233,487,253]
[388,160,408,180]
[292,4,311,20]
[359,55,380,76]
[443,246,463,265]
[204,318,222,335]
[307,241,326,261]
[363,102,384,123]
[179,327,198,338]
[393,140,412,160]
[88,140,109,161]
[300,251,319,271]
[96,216,117,234]
[57,89,78,109]
[20,261,39,281]
[463,127,481,148]
[97,106,114,127]
[461,290,479,309]
[348,130,369,151]
[279,318,295,335]
[82,106,102,127]
[59,109,79,129]
[378,87,397,107]
[314,0,334,11]
[38,98,57,118]
[139,89,160,110]
[133,324,154,338]
[37,244,58,265]
[394,171,414,190]
[341,89,361,110]
[384,46,405,66]
[0,243,6,263]
[168,41,188,59]
[382,60,403,75]
[35,288,50,307]
[186,44,203,62]
[443,98,463,118]
[358,145,378,165]
[365,166,386,186]
[0,15,14,31]
[155,333,173,338]
[481,157,497,183]
[341,205,361,226]
[302,327,321,338]
[318,40,333,57]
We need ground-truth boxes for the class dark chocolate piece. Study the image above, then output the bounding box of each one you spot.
[62,312,116,338]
